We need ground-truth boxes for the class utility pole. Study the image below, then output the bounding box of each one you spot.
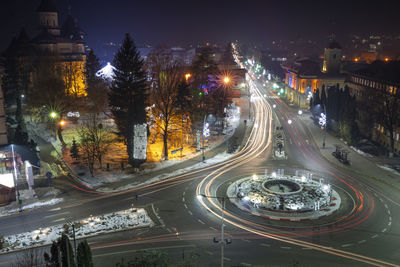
[220,197,226,267]
[11,144,21,210]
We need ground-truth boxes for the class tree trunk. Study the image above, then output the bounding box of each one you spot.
[89,162,94,177]
[98,154,102,169]
[127,133,134,166]
[57,127,66,147]
[389,130,395,158]
[163,131,169,161]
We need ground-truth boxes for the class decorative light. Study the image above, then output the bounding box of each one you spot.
[288,119,292,125]
[298,110,303,115]
[319,113,326,127]
[96,62,116,80]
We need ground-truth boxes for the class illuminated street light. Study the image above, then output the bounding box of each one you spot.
[50,112,57,119]
[59,120,66,127]
[223,76,230,84]
[298,110,303,115]
[288,119,292,125]
[272,104,276,109]
[185,73,191,81]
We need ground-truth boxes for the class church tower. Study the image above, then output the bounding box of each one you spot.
[36,0,60,36]
[322,41,342,74]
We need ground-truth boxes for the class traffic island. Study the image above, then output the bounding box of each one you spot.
[227,170,341,221]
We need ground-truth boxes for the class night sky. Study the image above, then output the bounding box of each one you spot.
[1,0,399,52]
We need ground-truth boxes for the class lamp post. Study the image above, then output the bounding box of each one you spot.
[202,115,211,162]
[11,144,20,209]
[319,105,327,148]
[197,194,232,267]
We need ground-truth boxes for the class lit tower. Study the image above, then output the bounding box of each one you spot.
[322,41,342,74]
[37,0,60,36]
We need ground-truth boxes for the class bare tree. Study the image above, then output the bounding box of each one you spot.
[375,86,400,157]
[78,114,111,176]
[149,54,187,161]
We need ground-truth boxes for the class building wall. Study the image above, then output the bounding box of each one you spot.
[347,74,400,152]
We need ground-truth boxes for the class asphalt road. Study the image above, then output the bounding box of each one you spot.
[1,65,400,266]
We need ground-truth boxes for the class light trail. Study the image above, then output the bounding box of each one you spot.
[195,68,399,267]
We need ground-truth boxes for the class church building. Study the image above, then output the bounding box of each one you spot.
[4,0,87,97]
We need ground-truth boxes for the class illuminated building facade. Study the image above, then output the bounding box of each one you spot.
[4,0,87,98]
[282,42,346,108]
[33,0,86,96]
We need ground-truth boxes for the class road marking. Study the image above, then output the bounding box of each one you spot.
[388,221,392,226]
[301,247,312,250]
[289,139,293,144]
[45,212,69,218]
[166,228,172,233]
[93,244,196,257]
[382,228,387,233]
[49,207,61,211]
[388,210,391,215]
[205,251,213,255]
[241,263,252,266]
[379,198,383,202]
[183,191,185,196]
[281,246,291,249]
[242,239,251,243]
[197,219,205,224]
[52,218,65,223]
[261,243,271,247]
[188,211,193,215]
[389,216,392,222]
[184,204,188,209]
[371,234,378,238]
[182,197,185,202]
[223,257,231,261]
[358,240,366,244]
[209,227,218,231]
[341,244,353,247]
[384,204,388,208]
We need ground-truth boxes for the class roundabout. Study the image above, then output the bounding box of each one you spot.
[227,170,341,220]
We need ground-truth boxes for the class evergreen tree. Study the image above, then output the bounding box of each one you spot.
[44,241,60,267]
[59,233,75,267]
[85,50,108,112]
[108,33,148,167]
[70,137,80,160]
[77,240,93,267]
[320,85,327,110]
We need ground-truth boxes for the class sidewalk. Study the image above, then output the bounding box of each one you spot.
[298,111,400,190]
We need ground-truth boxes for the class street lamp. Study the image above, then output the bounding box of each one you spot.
[287,119,292,125]
[197,194,232,267]
[11,144,21,210]
[223,76,230,84]
[202,115,212,162]
[185,73,191,81]
[50,111,57,119]
[319,105,327,148]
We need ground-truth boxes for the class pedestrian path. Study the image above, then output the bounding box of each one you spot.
[298,111,400,191]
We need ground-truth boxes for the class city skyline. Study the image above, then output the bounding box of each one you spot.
[1,0,400,53]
